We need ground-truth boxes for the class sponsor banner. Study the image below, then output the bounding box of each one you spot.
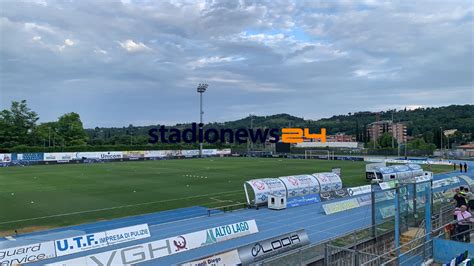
[17,153,44,161]
[414,175,432,183]
[0,154,12,163]
[322,198,360,215]
[374,191,396,203]
[287,194,320,208]
[48,220,258,266]
[216,148,232,155]
[237,229,310,264]
[54,224,150,257]
[347,185,372,196]
[432,177,460,189]
[364,158,452,165]
[98,152,123,160]
[44,153,76,162]
[0,241,56,265]
[144,150,167,158]
[105,224,150,246]
[181,250,241,266]
[75,152,123,160]
[202,149,218,156]
[122,151,144,159]
[357,194,372,206]
[181,150,199,157]
[320,189,348,201]
[379,180,397,190]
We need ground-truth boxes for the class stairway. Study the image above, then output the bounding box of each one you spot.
[400,227,425,253]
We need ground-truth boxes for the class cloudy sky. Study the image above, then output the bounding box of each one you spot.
[1,0,473,127]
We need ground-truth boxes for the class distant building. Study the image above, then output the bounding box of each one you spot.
[304,132,355,142]
[367,120,407,144]
[327,133,356,142]
[295,141,362,149]
[456,143,474,157]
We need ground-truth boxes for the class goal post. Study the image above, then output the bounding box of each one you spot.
[304,150,331,160]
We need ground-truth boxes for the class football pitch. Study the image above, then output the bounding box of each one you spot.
[0,157,451,234]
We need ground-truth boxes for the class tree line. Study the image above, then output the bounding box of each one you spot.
[0,100,472,153]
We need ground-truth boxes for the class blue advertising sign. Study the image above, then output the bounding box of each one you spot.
[18,153,44,161]
[287,194,321,208]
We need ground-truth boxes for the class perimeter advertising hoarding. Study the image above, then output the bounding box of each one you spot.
[144,150,167,158]
[216,148,232,155]
[122,151,145,159]
[322,198,360,215]
[237,229,309,264]
[364,158,452,165]
[286,194,321,208]
[357,194,372,206]
[75,152,123,160]
[54,224,150,257]
[181,250,242,266]
[17,153,44,161]
[47,220,258,266]
[44,153,76,162]
[347,185,372,196]
[320,189,348,201]
[0,241,56,266]
[0,154,12,163]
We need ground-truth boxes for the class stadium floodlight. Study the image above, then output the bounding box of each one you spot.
[197,84,208,157]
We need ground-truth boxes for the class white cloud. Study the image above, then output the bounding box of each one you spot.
[94,48,107,54]
[118,39,151,53]
[24,22,55,34]
[64,39,74,46]
[187,56,246,68]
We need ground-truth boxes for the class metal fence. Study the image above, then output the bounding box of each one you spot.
[256,181,457,266]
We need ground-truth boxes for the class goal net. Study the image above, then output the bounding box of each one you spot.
[304,150,330,160]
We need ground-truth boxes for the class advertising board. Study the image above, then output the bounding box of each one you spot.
[144,150,167,158]
[75,152,123,160]
[347,185,372,196]
[122,151,145,159]
[357,194,372,206]
[237,229,309,264]
[48,220,258,266]
[322,198,360,215]
[17,153,43,161]
[44,153,76,162]
[286,194,321,208]
[0,241,56,265]
[0,154,12,163]
[181,250,242,266]
[54,224,150,257]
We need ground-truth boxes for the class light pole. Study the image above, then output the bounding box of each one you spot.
[197,83,208,158]
[440,127,443,159]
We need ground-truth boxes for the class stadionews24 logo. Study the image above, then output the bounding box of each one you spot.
[148,123,326,144]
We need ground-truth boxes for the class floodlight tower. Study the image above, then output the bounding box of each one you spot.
[197,83,208,158]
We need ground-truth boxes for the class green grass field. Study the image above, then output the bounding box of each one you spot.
[0,157,451,234]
